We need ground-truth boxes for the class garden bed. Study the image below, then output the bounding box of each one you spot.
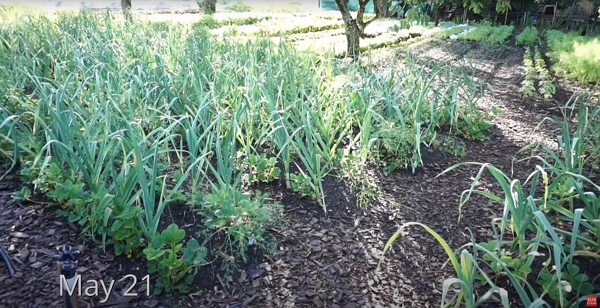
[1,6,600,308]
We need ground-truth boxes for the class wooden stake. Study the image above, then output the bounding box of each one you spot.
[552,3,557,27]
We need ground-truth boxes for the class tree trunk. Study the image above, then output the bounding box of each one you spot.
[345,20,361,59]
[121,0,132,11]
[335,0,361,60]
[334,0,380,60]
[198,0,217,15]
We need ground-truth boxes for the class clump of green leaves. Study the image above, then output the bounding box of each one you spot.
[371,120,414,174]
[143,224,207,295]
[198,185,282,261]
[289,172,318,200]
[274,23,344,36]
[534,47,555,100]
[520,47,537,97]
[226,16,271,26]
[484,25,514,45]
[460,24,494,42]
[478,242,532,283]
[192,15,270,30]
[539,264,594,303]
[516,26,539,46]
[337,151,379,208]
[459,24,513,45]
[226,2,252,12]
[247,153,281,183]
[430,25,471,38]
[193,15,220,29]
[545,30,600,84]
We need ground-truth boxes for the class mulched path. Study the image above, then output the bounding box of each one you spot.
[1,38,599,308]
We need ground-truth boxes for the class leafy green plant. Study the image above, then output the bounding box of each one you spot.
[143,224,207,295]
[484,25,514,45]
[337,151,379,208]
[460,24,494,42]
[516,26,539,46]
[193,15,220,29]
[430,25,471,39]
[371,119,414,173]
[534,47,555,100]
[520,47,537,97]
[379,223,518,307]
[198,185,282,261]
[273,23,344,36]
[246,154,281,183]
[226,1,252,12]
[545,30,600,84]
[101,204,144,258]
[289,172,318,200]
[539,263,594,303]
[478,242,532,283]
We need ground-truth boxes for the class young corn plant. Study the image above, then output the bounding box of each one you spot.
[439,163,542,258]
[516,98,600,251]
[379,223,525,307]
[517,98,599,205]
[437,162,590,307]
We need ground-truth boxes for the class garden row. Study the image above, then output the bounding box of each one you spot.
[517,25,600,98]
[196,13,346,37]
[0,9,491,295]
[430,22,515,45]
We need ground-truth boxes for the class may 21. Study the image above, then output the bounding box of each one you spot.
[60,274,150,303]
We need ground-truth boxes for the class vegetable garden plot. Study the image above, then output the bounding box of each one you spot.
[1,6,600,308]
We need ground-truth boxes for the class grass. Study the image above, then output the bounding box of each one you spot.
[545,30,600,84]
[0,7,493,294]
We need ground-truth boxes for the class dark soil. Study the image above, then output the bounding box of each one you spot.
[1,38,599,308]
